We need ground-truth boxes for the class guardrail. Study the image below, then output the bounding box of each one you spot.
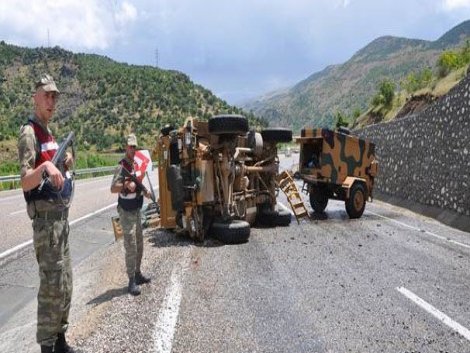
[0,163,157,186]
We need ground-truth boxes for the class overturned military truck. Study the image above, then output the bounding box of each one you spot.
[155,114,292,244]
[296,127,378,218]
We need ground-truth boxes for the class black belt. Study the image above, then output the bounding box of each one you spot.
[35,210,69,220]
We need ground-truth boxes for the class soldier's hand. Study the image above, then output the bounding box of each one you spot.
[125,180,137,193]
[44,161,64,190]
[144,189,151,199]
[64,152,74,169]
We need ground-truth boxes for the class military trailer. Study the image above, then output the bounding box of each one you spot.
[155,115,292,244]
[296,127,378,218]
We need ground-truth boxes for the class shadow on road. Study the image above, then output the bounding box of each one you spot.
[146,228,225,249]
[87,287,127,306]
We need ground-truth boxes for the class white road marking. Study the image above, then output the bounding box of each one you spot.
[69,203,117,225]
[0,194,24,203]
[9,209,26,215]
[154,248,190,353]
[277,201,294,215]
[397,286,470,341]
[367,210,470,250]
[0,176,113,203]
[0,202,117,262]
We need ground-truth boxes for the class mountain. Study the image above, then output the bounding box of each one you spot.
[0,42,266,152]
[243,20,470,131]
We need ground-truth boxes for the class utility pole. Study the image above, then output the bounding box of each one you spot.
[47,28,50,47]
[155,48,159,68]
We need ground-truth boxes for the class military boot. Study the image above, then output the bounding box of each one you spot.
[55,332,77,353]
[128,277,141,296]
[40,345,53,353]
[135,271,151,285]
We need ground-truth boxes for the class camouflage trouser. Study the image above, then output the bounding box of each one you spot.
[32,218,73,346]
[117,206,143,279]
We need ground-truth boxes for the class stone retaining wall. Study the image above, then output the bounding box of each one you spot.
[356,73,470,231]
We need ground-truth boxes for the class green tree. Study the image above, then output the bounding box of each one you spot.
[334,111,349,128]
[371,79,395,108]
[437,50,459,77]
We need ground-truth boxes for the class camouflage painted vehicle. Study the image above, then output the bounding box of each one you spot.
[296,127,378,218]
[155,115,292,243]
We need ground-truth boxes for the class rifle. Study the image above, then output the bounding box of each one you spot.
[38,131,76,193]
[122,167,156,203]
[51,131,75,173]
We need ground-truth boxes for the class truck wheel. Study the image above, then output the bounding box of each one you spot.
[346,183,366,219]
[261,128,293,143]
[208,115,249,135]
[276,209,292,226]
[167,165,184,211]
[309,185,328,213]
[256,209,278,227]
[210,220,250,244]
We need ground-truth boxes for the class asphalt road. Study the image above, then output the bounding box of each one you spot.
[0,155,469,353]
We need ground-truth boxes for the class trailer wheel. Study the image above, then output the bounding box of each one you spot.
[208,115,249,135]
[211,220,250,244]
[261,128,293,143]
[309,185,328,213]
[345,183,366,219]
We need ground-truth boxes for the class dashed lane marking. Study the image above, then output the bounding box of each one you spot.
[397,286,470,342]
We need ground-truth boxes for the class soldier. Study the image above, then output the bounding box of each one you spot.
[110,134,151,296]
[18,74,77,353]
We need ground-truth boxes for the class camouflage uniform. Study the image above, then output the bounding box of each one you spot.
[111,157,144,279]
[18,116,73,347]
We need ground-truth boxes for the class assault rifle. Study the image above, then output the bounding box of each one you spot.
[122,167,156,203]
[38,131,75,192]
[51,131,75,174]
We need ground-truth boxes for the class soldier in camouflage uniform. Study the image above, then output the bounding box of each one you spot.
[18,74,77,353]
[110,134,151,296]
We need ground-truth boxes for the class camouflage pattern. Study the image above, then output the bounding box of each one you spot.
[298,128,378,198]
[111,159,144,278]
[117,206,143,279]
[32,217,72,346]
[155,116,290,242]
[18,114,73,346]
[18,116,62,217]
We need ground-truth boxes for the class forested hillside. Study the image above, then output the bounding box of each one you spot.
[243,20,470,131]
[0,42,266,155]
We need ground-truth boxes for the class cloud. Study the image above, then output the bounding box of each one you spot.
[0,0,138,50]
[442,0,470,10]
[115,1,138,26]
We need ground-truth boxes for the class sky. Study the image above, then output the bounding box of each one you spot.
[0,0,469,104]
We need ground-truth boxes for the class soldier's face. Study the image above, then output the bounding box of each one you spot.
[33,89,58,122]
[126,145,136,159]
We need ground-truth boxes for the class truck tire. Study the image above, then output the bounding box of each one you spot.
[167,165,184,211]
[208,115,249,135]
[276,209,292,226]
[211,220,250,244]
[256,208,291,227]
[161,125,174,136]
[345,183,366,219]
[261,128,292,143]
[309,185,328,213]
[256,209,278,227]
